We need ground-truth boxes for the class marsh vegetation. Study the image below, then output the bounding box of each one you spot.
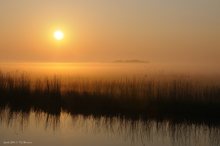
[0,71,220,122]
[0,67,220,146]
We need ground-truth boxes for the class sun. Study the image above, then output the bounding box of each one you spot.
[54,30,64,40]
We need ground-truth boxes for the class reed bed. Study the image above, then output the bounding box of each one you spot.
[0,71,220,120]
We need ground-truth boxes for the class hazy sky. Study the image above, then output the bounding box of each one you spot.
[0,0,219,62]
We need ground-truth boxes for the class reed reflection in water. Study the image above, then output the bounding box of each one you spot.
[0,107,220,146]
[0,63,220,146]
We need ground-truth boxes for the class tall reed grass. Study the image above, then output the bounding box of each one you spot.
[0,71,220,119]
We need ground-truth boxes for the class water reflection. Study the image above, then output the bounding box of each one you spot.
[0,107,219,146]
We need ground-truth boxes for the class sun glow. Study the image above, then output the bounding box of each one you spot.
[54,30,64,40]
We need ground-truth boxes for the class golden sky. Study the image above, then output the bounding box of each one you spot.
[0,0,220,63]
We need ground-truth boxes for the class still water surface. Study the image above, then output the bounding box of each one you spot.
[0,109,219,146]
[0,63,220,146]
[0,62,220,78]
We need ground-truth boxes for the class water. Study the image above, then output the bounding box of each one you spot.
[0,109,219,146]
[1,62,220,78]
[0,62,220,146]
